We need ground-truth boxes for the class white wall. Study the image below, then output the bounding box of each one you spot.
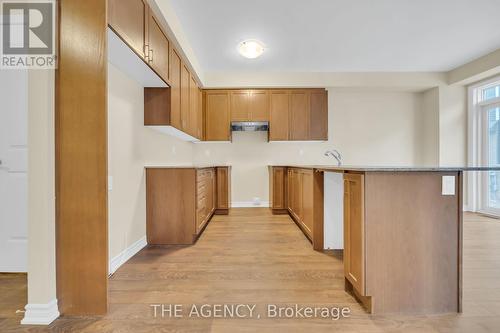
[107,63,193,260]
[421,87,440,165]
[193,89,435,204]
[438,85,468,166]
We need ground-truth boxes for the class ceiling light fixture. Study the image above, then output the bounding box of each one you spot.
[238,39,265,59]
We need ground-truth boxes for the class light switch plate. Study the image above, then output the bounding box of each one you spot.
[442,176,456,196]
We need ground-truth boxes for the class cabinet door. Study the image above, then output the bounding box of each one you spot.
[216,167,230,210]
[301,170,314,237]
[147,12,169,82]
[169,48,182,129]
[344,173,365,295]
[291,169,302,220]
[249,90,269,121]
[108,0,147,59]
[210,169,216,213]
[230,91,249,121]
[269,91,290,141]
[271,167,286,209]
[290,91,310,140]
[181,64,190,132]
[189,75,199,138]
[287,169,294,212]
[206,92,231,141]
[309,90,328,140]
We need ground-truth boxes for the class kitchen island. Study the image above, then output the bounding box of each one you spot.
[269,165,500,315]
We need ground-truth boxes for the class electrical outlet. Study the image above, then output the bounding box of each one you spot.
[442,176,455,196]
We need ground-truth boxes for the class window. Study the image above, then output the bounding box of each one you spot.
[469,77,500,216]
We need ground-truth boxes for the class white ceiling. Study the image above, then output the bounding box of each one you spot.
[167,0,500,73]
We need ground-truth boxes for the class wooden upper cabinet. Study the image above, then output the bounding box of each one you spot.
[108,0,147,59]
[230,90,270,122]
[146,10,169,82]
[269,91,290,141]
[230,91,249,121]
[290,91,310,141]
[205,91,231,141]
[344,173,365,296]
[309,90,328,141]
[169,48,182,129]
[180,63,190,132]
[248,90,269,121]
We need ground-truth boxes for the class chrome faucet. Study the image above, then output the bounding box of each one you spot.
[325,149,342,166]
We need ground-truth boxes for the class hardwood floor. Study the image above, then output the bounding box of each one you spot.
[2,210,500,332]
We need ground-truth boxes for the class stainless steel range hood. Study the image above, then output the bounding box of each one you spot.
[231,122,269,132]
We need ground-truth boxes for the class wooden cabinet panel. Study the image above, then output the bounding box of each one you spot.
[287,168,293,212]
[181,64,190,132]
[269,91,290,141]
[169,48,182,129]
[310,90,328,140]
[189,75,199,138]
[289,169,303,220]
[205,91,231,141]
[230,91,249,121]
[301,170,314,237]
[216,167,231,212]
[146,168,196,245]
[198,89,203,140]
[290,91,310,140]
[108,0,147,59]
[147,12,169,82]
[249,90,270,121]
[344,173,365,295]
[270,167,287,211]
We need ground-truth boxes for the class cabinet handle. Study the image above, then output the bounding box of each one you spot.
[149,49,154,63]
[144,44,149,59]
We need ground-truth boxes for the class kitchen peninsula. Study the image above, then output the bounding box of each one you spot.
[146,166,231,245]
[269,165,499,315]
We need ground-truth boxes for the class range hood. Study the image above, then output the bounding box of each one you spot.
[231,122,269,132]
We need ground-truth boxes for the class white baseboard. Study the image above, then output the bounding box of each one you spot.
[463,205,471,212]
[21,299,59,326]
[109,236,147,275]
[232,201,270,208]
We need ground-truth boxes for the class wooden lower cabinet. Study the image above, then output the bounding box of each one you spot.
[146,167,230,245]
[270,167,314,240]
[344,173,365,296]
[269,166,287,213]
[216,167,231,214]
[196,168,216,234]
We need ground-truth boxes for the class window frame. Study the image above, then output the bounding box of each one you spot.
[468,75,500,216]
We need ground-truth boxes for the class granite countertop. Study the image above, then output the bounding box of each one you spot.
[145,165,231,169]
[270,165,500,172]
